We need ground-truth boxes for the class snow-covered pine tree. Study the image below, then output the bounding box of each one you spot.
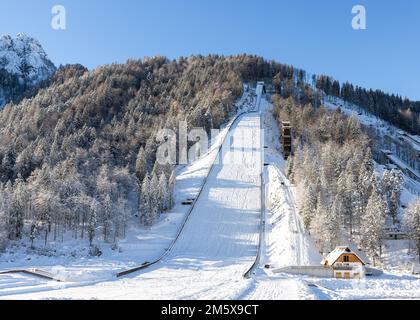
[403,199,420,262]
[390,171,404,224]
[8,177,27,240]
[29,220,37,249]
[48,133,62,166]
[33,190,58,246]
[0,184,8,250]
[285,156,294,181]
[149,172,160,224]
[328,197,342,249]
[311,196,340,253]
[158,173,170,212]
[299,181,317,229]
[135,147,147,182]
[140,174,152,226]
[96,164,112,196]
[337,171,356,237]
[355,165,375,224]
[346,115,362,140]
[102,194,113,242]
[144,136,157,173]
[168,170,176,210]
[1,144,16,182]
[88,199,98,247]
[113,196,128,241]
[14,144,35,180]
[381,170,404,224]
[311,200,328,253]
[71,192,91,241]
[360,189,386,266]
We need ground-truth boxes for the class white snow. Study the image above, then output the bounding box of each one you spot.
[0,90,264,300]
[0,120,235,284]
[1,90,419,300]
[241,98,321,300]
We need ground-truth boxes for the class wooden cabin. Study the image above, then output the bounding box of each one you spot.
[322,246,368,279]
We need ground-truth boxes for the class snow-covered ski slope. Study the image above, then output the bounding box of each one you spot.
[0,97,264,300]
[3,90,418,300]
[239,99,321,300]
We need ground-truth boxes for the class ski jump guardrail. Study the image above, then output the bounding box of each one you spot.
[243,169,265,279]
[243,101,266,279]
[0,269,62,282]
[117,100,254,278]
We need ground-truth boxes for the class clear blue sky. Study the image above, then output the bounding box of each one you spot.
[1,0,420,100]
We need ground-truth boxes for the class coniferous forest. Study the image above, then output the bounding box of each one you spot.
[315,75,420,135]
[0,54,418,260]
[0,55,301,251]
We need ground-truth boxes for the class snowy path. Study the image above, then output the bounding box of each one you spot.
[241,101,321,300]
[247,104,420,301]
[0,108,263,300]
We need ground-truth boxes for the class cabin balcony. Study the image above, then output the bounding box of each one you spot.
[333,262,363,271]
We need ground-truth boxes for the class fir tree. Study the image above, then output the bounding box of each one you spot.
[360,189,386,266]
[381,170,404,225]
[403,200,420,262]
[158,173,170,212]
[8,178,26,240]
[140,174,152,226]
[88,199,98,247]
[135,147,147,182]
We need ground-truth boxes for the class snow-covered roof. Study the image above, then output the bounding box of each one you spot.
[323,245,369,266]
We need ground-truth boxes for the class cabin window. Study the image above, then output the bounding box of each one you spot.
[343,255,350,263]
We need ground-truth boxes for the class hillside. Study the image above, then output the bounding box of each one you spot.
[0,53,304,251]
[315,75,420,135]
[0,33,418,300]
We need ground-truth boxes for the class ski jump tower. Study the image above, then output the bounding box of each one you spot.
[281,121,292,159]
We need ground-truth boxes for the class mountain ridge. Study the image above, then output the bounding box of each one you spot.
[0,33,56,107]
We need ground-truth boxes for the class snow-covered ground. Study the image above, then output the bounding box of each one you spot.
[240,102,322,300]
[0,91,264,299]
[323,96,419,268]
[0,103,238,280]
[0,123,238,296]
[1,91,419,300]
[260,101,322,269]
[247,97,420,301]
